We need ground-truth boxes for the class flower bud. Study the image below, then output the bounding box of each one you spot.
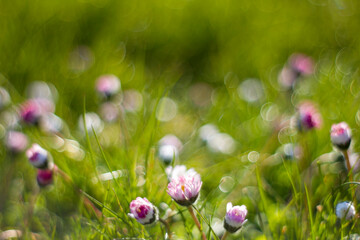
[158,145,178,165]
[331,122,351,150]
[95,74,121,99]
[26,144,49,169]
[289,53,314,76]
[20,99,53,125]
[336,201,355,220]
[37,169,53,187]
[129,197,158,225]
[167,173,202,206]
[296,101,322,131]
[20,100,42,125]
[158,134,182,165]
[224,202,248,233]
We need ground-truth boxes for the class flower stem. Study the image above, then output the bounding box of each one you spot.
[342,150,357,206]
[221,231,229,240]
[159,218,172,239]
[187,206,207,240]
[343,150,353,182]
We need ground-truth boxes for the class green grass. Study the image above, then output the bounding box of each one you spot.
[1,0,360,239]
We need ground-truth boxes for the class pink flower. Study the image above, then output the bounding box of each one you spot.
[95,74,121,98]
[224,202,247,233]
[297,101,322,131]
[26,144,49,169]
[5,131,28,153]
[20,99,54,125]
[129,197,158,225]
[331,122,352,150]
[278,66,298,90]
[37,169,53,187]
[167,173,202,206]
[289,53,314,76]
[165,165,198,181]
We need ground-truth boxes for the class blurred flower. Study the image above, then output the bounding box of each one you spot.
[26,81,58,104]
[40,113,63,134]
[331,122,351,150]
[98,170,122,182]
[26,144,49,169]
[278,66,298,90]
[289,53,314,76]
[199,124,219,143]
[78,112,104,135]
[5,131,28,153]
[165,165,198,181]
[336,201,355,220]
[167,173,202,206]
[129,197,158,225]
[158,134,183,165]
[99,102,119,122]
[37,169,53,187]
[207,133,236,154]
[158,145,178,165]
[278,53,314,90]
[238,78,264,103]
[95,74,121,99]
[277,143,303,161]
[122,89,143,112]
[0,87,11,110]
[198,124,236,154]
[296,101,322,131]
[224,202,248,233]
[20,99,54,125]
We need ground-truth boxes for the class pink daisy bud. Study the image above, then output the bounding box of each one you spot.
[289,53,314,76]
[167,173,202,206]
[331,122,351,150]
[26,144,49,169]
[224,202,248,233]
[20,100,42,124]
[20,99,53,125]
[95,74,121,99]
[297,101,322,131]
[37,169,53,187]
[5,131,28,153]
[128,197,158,225]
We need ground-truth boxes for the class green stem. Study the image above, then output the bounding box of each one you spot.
[159,218,172,239]
[187,206,207,240]
[221,231,229,240]
[54,165,103,219]
[343,150,353,182]
[343,150,357,207]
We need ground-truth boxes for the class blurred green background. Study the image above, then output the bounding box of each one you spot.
[2,0,360,239]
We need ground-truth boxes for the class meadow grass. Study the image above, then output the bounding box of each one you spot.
[1,0,360,239]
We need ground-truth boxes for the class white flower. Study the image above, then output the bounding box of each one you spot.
[336,201,355,220]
